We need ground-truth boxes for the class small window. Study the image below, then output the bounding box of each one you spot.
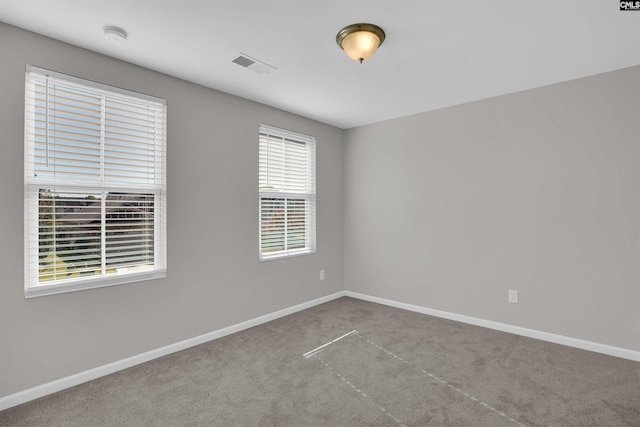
[259,125,316,261]
[24,66,167,297]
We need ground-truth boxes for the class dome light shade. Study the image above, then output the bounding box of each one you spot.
[336,23,385,63]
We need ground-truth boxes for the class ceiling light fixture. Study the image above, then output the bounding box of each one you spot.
[336,23,385,63]
[104,26,128,44]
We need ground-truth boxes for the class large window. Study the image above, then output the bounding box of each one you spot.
[24,66,167,297]
[259,125,316,261]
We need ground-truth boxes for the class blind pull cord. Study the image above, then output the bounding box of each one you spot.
[45,75,50,168]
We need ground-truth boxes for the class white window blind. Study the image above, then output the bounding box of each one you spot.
[259,124,316,260]
[24,66,167,297]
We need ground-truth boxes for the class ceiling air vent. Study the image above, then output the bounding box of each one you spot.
[232,53,276,75]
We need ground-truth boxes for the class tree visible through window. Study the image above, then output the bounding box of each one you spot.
[259,125,316,260]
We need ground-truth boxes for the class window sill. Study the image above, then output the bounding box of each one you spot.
[259,249,315,262]
[25,269,167,298]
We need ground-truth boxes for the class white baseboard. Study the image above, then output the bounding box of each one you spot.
[345,291,640,363]
[3,289,637,412]
[0,291,346,412]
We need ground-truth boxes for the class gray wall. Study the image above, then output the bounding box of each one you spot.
[344,66,640,352]
[2,21,638,401]
[0,23,344,398]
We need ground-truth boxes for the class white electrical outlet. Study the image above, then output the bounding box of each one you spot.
[508,290,519,304]
[320,270,325,280]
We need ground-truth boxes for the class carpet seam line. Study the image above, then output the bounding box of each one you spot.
[355,332,527,427]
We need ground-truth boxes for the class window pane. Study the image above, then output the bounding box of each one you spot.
[33,81,102,181]
[260,198,285,253]
[105,192,155,272]
[286,198,307,250]
[38,189,102,282]
[104,97,159,184]
[259,134,310,194]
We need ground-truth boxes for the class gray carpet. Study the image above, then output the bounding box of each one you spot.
[1,297,639,426]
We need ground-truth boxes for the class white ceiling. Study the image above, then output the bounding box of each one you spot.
[1,1,639,129]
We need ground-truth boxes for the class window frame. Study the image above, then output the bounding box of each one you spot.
[23,65,167,298]
[258,124,316,261]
